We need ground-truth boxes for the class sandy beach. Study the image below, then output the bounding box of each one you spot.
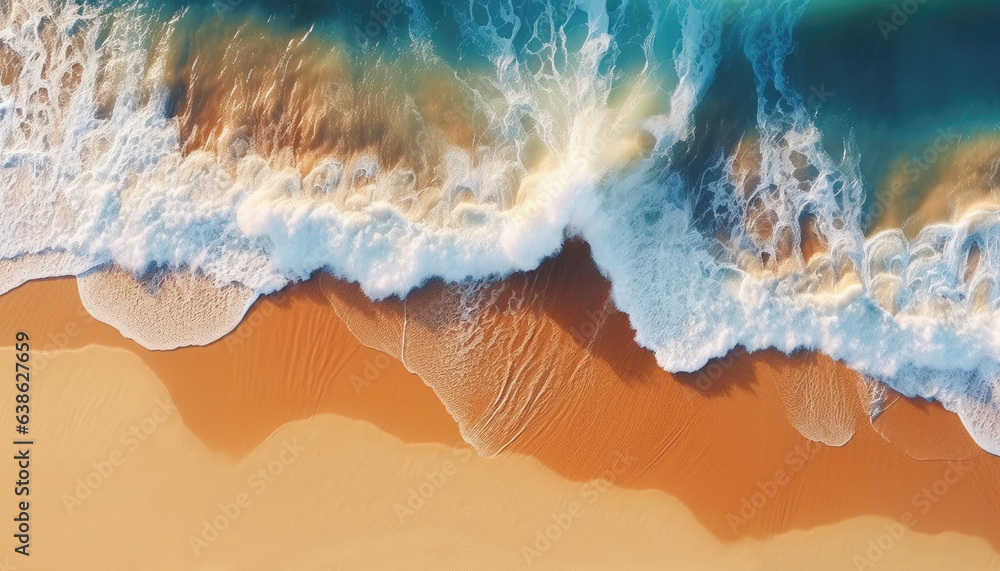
[321,241,1000,549]
[0,247,999,568]
[0,343,996,570]
[3,0,1000,567]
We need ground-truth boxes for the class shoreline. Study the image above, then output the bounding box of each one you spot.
[0,251,998,553]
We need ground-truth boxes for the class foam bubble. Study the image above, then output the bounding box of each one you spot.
[0,251,94,296]
[77,266,257,351]
[768,354,877,447]
[7,0,1000,455]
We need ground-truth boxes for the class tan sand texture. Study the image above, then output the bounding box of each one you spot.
[0,275,460,457]
[0,345,998,570]
[0,251,999,566]
[320,241,1000,550]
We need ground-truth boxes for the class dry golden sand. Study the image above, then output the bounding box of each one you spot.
[0,344,997,570]
[320,242,1000,551]
[0,254,998,568]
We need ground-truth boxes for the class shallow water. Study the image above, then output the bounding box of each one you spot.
[4,0,1000,453]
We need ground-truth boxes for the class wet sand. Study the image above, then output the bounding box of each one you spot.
[3,344,998,570]
[0,245,999,565]
[0,275,460,456]
[320,241,1000,550]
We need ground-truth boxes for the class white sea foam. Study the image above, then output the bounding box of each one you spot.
[4,0,1000,453]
